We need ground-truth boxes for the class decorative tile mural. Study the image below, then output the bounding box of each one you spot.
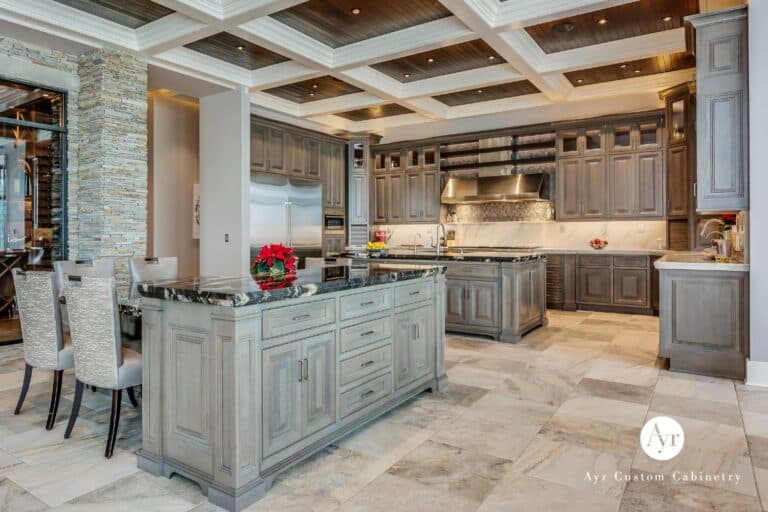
[446,201,554,223]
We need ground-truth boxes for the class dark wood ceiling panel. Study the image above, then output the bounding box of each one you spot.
[525,0,699,54]
[54,0,173,28]
[270,0,452,49]
[264,76,363,103]
[185,33,290,70]
[565,52,696,86]
[432,80,540,106]
[371,40,505,83]
[335,103,414,121]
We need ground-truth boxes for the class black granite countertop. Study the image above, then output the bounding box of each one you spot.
[349,251,546,263]
[137,262,446,307]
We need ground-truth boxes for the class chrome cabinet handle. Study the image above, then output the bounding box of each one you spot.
[361,389,376,399]
[292,314,311,321]
[303,358,309,381]
[360,330,375,337]
[409,291,420,296]
[360,360,375,368]
[298,360,303,382]
[360,300,375,306]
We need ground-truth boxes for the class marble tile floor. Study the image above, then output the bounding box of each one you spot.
[1,310,768,511]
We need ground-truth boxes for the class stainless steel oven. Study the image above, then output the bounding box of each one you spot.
[324,215,345,233]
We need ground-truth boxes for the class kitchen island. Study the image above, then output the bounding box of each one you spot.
[136,262,447,512]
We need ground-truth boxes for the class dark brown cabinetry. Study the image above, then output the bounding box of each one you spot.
[373,145,438,225]
[556,156,608,219]
[322,140,345,212]
[667,145,689,218]
[373,173,404,224]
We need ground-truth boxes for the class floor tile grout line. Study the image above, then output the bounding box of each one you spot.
[735,380,766,511]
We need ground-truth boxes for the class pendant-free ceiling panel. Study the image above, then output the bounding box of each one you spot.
[54,0,173,28]
[185,33,290,70]
[335,104,414,121]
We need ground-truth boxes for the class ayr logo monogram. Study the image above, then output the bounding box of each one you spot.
[640,416,684,461]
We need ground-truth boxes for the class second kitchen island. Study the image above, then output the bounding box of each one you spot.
[136,262,446,511]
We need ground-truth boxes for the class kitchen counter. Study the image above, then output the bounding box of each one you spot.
[368,250,545,263]
[137,262,446,307]
[654,252,749,272]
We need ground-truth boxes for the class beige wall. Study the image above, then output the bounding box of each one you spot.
[147,91,200,278]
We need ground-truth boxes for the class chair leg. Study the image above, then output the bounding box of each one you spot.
[127,387,139,408]
[105,389,122,458]
[65,380,84,439]
[14,364,32,415]
[45,370,64,430]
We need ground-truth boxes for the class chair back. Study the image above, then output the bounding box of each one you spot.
[129,256,178,300]
[64,275,122,388]
[12,269,64,369]
[53,259,115,297]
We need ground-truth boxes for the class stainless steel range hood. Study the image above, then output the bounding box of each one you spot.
[441,174,545,204]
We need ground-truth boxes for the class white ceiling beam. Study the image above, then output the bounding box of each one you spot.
[537,28,687,74]
[152,47,252,85]
[445,92,551,118]
[147,58,238,89]
[567,68,696,101]
[136,13,210,55]
[150,0,222,22]
[399,64,524,98]
[234,17,334,69]
[332,17,475,69]
[297,92,388,117]
[250,61,322,90]
[439,0,569,101]
[249,91,301,116]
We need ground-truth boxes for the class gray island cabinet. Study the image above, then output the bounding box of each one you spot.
[136,263,446,512]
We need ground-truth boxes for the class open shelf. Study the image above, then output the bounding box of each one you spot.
[439,131,556,173]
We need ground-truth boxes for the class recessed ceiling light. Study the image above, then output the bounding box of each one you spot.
[236,45,245,51]
[427,57,435,63]
[309,92,316,96]
[634,69,641,73]
[404,73,411,78]
[351,7,361,15]
[488,55,496,61]
[663,16,672,22]
[311,83,318,89]
[477,89,483,93]
[553,21,575,33]
[597,18,608,25]
[620,64,627,68]
[576,79,584,84]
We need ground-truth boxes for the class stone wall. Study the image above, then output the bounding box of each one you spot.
[0,37,149,288]
[77,49,148,286]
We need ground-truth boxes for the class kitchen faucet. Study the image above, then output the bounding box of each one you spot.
[699,218,725,242]
[435,223,446,257]
[413,233,423,256]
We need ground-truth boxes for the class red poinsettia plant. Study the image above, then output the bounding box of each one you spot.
[251,243,297,277]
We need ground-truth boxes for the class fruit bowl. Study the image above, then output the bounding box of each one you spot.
[589,238,608,250]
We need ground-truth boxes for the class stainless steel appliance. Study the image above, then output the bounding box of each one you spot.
[324,214,345,233]
[249,173,322,266]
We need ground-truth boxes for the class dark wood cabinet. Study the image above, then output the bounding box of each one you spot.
[288,132,304,176]
[582,157,608,218]
[608,154,635,217]
[667,145,689,218]
[374,144,438,225]
[373,173,404,224]
[556,158,581,219]
[445,279,499,330]
[322,140,345,211]
[405,170,439,223]
[636,151,664,217]
[613,268,648,307]
[267,128,286,174]
[304,138,321,178]
[250,122,267,173]
[577,266,612,305]
[323,234,344,257]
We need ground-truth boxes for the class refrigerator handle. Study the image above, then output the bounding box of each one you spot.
[286,202,293,247]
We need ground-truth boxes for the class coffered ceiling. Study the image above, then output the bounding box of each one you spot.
[4,0,703,135]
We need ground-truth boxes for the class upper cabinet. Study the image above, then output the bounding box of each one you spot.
[688,7,749,212]
[322,140,345,212]
[372,145,439,225]
[557,126,605,156]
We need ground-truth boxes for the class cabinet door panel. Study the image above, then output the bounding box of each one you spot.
[609,154,635,217]
[304,138,321,178]
[302,333,336,437]
[613,269,649,307]
[373,175,389,223]
[637,151,664,217]
[349,173,368,224]
[557,158,581,219]
[577,267,612,305]
[333,142,345,209]
[411,306,435,382]
[405,172,422,222]
[667,145,689,218]
[251,122,267,173]
[267,128,286,174]
[422,170,440,222]
[323,235,344,257]
[288,133,304,175]
[467,281,499,328]
[262,341,302,457]
[445,279,467,325]
[393,311,413,389]
[389,174,405,223]
[581,157,608,218]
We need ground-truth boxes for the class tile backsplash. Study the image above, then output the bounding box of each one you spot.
[374,220,667,251]
[446,201,554,223]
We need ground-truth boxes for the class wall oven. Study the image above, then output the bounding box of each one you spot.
[324,215,345,234]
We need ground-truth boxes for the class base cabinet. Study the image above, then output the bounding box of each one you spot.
[500,259,546,343]
[445,278,499,331]
[394,305,435,390]
[659,269,748,379]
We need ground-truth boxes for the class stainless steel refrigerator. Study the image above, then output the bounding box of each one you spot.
[249,173,322,266]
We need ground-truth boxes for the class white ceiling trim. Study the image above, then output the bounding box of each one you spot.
[136,13,209,54]
[235,17,334,68]
[152,46,252,85]
[147,56,239,89]
[297,92,388,117]
[445,92,552,118]
[491,0,636,30]
[567,68,696,100]
[250,60,322,90]
[249,91,301,116]
[399,64,524,98]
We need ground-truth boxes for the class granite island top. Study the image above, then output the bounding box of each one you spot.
[355,250,546,263]
[137,262,446,307]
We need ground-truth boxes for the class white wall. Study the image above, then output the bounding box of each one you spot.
[199,87,250,276]
[748,1,768,372]
[147,91,200,278]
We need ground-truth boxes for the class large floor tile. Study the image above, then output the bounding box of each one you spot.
[461,392,555,427]
[538,414,640,459]
[496,365,580,407]
[555,395,648,429]
[572,377,653,405]
[649,393,743,427]
[338,418,431,465]
[0,477,48,512]
[431,415,538,462]
[655,371,738,405]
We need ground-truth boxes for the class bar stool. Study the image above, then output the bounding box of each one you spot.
[63,275,142,458]
[53,259,115,332]
[11,269,74,430]
[128,256,177,300]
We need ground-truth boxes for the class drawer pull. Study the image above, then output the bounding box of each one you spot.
[409,291,421,296]
[292,314,311,321]
[303,358,309,381]
[360,360,375,368]
[360,330,375,337]
[360,389,376,399]
[298,360,303,382]
[360,300,375,306]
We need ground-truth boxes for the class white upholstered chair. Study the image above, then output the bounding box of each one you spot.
[63,275,142,458]
[53,259,115,332]
[12,269,74,430]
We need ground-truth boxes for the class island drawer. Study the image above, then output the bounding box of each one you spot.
[340,317,391,353]
[262,298,335,339]
[341,345,392,386]
[579,255,611,267]
[340,373,393,418]
[340,288,393,320]
[613,256,648,268]
[446,263,499,279]
[395,280,433,307]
